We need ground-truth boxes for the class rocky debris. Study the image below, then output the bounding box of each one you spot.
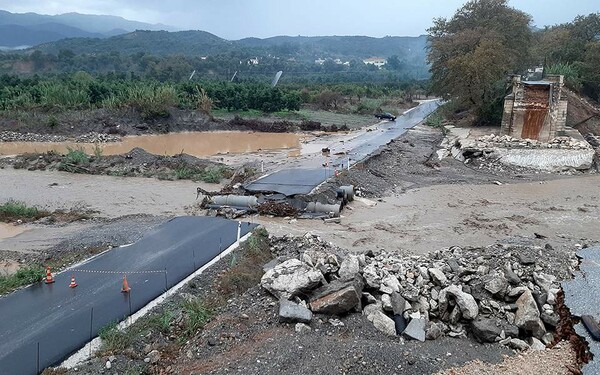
[515,290,546,339]
[464,134,592,151]
[506,338,530,351]
[260,259,324,299]
[0,130,120,143]
[261,234,576,352]
[403,318,426,342]
[309,277,363,315]
[294,322,312,333]
[279,299,313,323]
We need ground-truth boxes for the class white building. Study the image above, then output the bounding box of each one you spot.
[363,57,387,68]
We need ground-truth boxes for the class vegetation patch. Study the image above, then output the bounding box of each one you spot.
[0,200,48,222]
[0,265,45,296]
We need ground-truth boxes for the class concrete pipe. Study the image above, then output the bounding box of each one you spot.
[306,202,341,217]
[212,195,258,208]
[339,185,355,202]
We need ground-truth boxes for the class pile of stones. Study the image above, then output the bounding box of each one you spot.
[0,131,67,142]
[464,134,591,151]
[261,234,578,351]
[75,132,121,143]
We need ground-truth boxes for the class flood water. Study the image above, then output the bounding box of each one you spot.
[0,131,302,158]
[0,223,26,240]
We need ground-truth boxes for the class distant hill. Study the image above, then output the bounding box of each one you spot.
[35,30,233,56]
[0,10,175,47]
[33,30,428,65]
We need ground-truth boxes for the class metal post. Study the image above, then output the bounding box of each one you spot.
[193,248,196,270]
[164,269,168,292]
[128,293,132,318]
[37,342,40,375]
[347,155,351,170]
[89,307,94,358]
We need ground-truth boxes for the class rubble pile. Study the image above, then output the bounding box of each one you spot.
[0,131,121,143]
[463,134,591,151]
[261,234,578,351]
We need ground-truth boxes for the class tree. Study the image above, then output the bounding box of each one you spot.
[427,0,532,124]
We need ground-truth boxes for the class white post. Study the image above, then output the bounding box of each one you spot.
[237,221,241,243]
[347,155,350,170]
[261,160,264,173]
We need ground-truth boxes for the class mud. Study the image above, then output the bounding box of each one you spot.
[0,223,27,239]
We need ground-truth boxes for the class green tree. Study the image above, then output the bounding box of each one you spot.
[427,0,532,124]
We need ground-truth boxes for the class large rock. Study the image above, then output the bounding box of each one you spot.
[279,299,313,324]
[261,259,323,299]
[428,268,448,287]
[362,264,381,288]
[393,314,407,334]
[515,290,546,338]
[338,255,360,280]
[533,272,556,293]
[380,274,401,294]
[391,292,406,315]
[403,318,426,342]
[484,273,508,297]
[470,318,519,343]
[401,284,420,302]
[367,310,397,336]
[309,277,363,315]
[444,285,479,320]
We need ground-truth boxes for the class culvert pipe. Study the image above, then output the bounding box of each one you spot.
[337,185,355,202]
[212,195,258,208]
[306,202,341,217]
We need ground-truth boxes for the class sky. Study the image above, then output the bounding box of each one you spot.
[0,0,598,39]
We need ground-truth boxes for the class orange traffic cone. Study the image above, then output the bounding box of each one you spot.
[69,275,78,288]
[121,275,130,293]
[44,267,55,284]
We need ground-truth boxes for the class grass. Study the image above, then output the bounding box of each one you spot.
[0,200,48,222]
[173,165,229,183]
[181,298,214,338]
[425,112,444,128]
[98,321,134,353]
[59,147,90,173]
[0,265,45,295]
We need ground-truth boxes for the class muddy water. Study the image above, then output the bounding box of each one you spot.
[0,223,26,239]
[0,131,301,158]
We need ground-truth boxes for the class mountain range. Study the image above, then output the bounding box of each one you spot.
[0,10,174,48]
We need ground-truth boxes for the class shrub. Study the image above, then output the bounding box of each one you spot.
[0,200,46,222]
[181,298,213,338]
[99,322,134,353]
[0,265,45,295]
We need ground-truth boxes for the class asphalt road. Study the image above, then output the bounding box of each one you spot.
[0,216,256,375]
[245,100,441,196]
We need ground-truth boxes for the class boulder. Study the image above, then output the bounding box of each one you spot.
[279,299,313,324]
[363,264,381,288]
[428,268,448,287]
[310,277,363,315]
[528,337,546,350]
[426,322,445,340]
[261,259,323,299]
[380,274,401,294]
[381,294,393,312]
[507,338,530,351]
[484,273,508,297]
[338,255,360,280]
[367,310,397,336]
[403,318,426,342]
[533,272,556,293]
[515,290,546,338]
[470,318,519,343]
[295,323,312,333]
[444,285,479,320]
[391,292,406,315]
[401,284,420,302]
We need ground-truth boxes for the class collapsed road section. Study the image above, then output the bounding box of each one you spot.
[0,216,256,375]
[244,100,442,197]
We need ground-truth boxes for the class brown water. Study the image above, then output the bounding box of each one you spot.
[0,131,301,158]
[0,223,26,239]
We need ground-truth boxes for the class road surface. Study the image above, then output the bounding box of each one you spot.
[244,100,441,196]
[0,216,256,375]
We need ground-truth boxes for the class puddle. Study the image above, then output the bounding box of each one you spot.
[0,131,301,158]
[0,223,27,239]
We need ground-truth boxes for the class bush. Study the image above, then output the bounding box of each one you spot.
[59,147,90,172]
[0,265,45,295]
[0,200,46,222]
